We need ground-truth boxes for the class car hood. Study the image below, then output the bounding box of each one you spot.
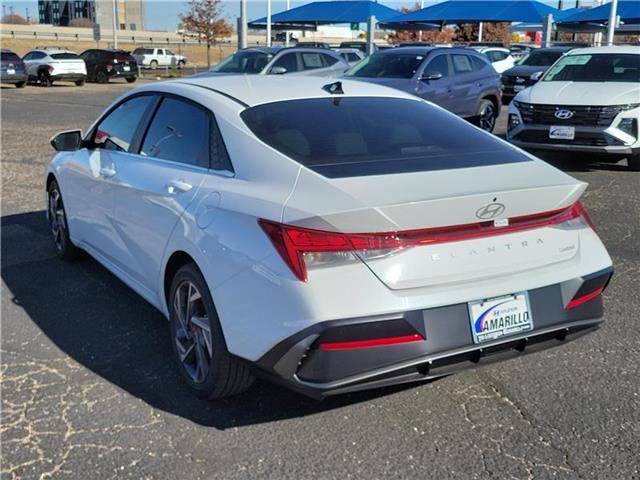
[502,65,548,77]
[517,81,640,106]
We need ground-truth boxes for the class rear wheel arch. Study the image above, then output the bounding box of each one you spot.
[480,93,499,113]
[163,250,198,309]
[46,172,57,191]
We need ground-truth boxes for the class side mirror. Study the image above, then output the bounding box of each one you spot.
[50,130,82,152]
[530,71,544,81]
[421,72,443,81]
[270,66,287,75]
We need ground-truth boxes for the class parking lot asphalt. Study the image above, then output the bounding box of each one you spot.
[1,82,639,480]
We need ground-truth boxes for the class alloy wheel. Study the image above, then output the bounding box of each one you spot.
[479,104,496,132]
[47,187,66,252]
[173,280,213,384]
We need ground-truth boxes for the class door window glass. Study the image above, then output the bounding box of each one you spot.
[424,55,449,77]
[271,53,298,73]
[94,95,155,152]
[301,52,324,70]
[141,98,210,168]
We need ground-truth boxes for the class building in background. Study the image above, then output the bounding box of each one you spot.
[38,0,144,30]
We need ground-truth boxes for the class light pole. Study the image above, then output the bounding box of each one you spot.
[239,0,247,49]
[112,0,118,48]
[266,0,272,47]
[285,0,291,47]
[606,0,618,46]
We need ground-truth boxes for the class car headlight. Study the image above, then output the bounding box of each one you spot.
[508,114,521,131]
[617,118,637,138]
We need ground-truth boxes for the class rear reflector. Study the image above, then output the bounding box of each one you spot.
[566,287,604,310]
[259,201,594,281]
[318,333,425,351]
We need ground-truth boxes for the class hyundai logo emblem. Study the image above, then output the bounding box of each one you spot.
[476,202,506,220]
[554,109,574,120]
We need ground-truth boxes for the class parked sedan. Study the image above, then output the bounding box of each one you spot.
[46,76,612,399]
[334,48,365,66]
[80,48,138,83]
[345,47,502,132]
[206,47,349,77]
[501,46,573,103]
[0,48,27,88]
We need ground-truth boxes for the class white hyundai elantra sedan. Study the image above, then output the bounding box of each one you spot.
[46,76,613,399]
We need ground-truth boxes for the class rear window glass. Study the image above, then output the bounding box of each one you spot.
[1,51,20,61]
[133,48,153,55]
[347,53,425,78]
[241,97,528,178]
[51,53,79,60]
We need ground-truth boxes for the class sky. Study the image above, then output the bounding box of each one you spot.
[1,0,583,32]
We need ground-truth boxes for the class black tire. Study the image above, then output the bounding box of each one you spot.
[96,70,108,84]
[150,60,158,70]
[628,154,640,172]
[47,180,79,260]
[177,60,185,69]
[38,71,52,87]
[169,263,254,399]
[477,99,497,133]
[15,81,26,88]
[125,76,137,83]
[75,78,85,86]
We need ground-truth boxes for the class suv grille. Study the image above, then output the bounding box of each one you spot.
[515,102,639,127]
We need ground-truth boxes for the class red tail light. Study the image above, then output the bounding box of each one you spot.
[106,64,113,72]
[259,201,594,282]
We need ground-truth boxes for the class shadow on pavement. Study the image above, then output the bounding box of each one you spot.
[1,211,422,430]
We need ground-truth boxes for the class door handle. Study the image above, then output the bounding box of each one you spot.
[475,82,482,87]
[99,167,116,178]
[167,180,193,195]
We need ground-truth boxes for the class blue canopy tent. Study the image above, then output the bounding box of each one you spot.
[249,1,401,28]
[558,1,640,24]
[382,0,560,25]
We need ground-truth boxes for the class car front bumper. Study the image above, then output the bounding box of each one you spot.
[252,267,612,398]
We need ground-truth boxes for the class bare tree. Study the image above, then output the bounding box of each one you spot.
[387,4,456,45]
[2,13,30,25]
[181,0,233,68]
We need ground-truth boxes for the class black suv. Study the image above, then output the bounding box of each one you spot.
[79,48,138,83]
[501,47,573,102]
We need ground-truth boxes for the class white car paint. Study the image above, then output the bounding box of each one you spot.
[507,46,640,160]
[132,47,186,68]
[473,47,516,73]
[46,75,613,396]
[22,48,86,80]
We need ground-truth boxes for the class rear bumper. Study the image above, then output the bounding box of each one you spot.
[0,73,27,83]
[253,267,612,398]
[51,73,86,82]
[109,68,137,79]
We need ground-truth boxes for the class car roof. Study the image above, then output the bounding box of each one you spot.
[29,48,75,54]
[566,46,640,55]
[472,46,510,53]
[536,46,575,52]
[175,75,419,108]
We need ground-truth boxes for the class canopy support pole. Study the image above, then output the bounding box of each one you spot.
[239,0,247,49]
[542,14,554,47]
[284,0,291,46]
[606,0,618,46]
[266,0,272,47]
[366,15,376,55]
[478,21,483,42]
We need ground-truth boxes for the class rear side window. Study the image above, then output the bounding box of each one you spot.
[301,52,324,70]
[241,97,528,178]
[141,97,210,168]
[51,53,80,60]
[322,54,339,66]
[348,53,426,79]
[94,95,155,152]
[452,54,473,74]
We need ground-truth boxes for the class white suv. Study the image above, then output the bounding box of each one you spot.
[22,48,87,86]
[507,46,640,170]
[472,46,516,73]
[132,47,187,69]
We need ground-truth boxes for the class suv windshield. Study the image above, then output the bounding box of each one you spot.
[211,51,273,74]
[543,53,640,82]
[241,97,528,178]
[346,53,426,79]
[518,50,564,66]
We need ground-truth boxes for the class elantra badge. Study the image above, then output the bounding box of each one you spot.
[554,109,574,120]
[476,202,506,220]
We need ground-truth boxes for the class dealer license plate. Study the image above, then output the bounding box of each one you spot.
[468,292,533,344]
[514,85,525,92]
[549,125,575,140]
[123,65,130,71]
[7,68,15,75]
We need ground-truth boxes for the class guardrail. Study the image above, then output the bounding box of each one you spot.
[1,27,233,46]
